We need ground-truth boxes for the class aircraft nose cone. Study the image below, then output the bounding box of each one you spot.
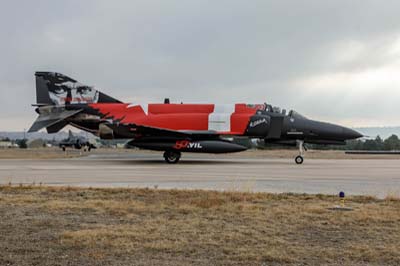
[341,127,363,140]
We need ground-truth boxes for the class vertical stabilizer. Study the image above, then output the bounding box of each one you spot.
[35,72,121,106]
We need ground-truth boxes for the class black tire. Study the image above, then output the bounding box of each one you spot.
[163,151,181,164]
[62,146,66,152]
[295,155,304,165]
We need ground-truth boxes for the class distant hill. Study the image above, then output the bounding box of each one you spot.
[355,127,400,139]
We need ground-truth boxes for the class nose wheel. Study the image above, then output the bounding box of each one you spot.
[295,140,306,165]
[295,155,304,164]
[163,151,181,164]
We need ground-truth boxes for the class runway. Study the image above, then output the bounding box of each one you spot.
[1,153,399,198]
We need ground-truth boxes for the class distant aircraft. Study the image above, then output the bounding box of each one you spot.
[29,72,362,164]
[58,130,95,152]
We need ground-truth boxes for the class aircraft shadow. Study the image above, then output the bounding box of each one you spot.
[102,159,289,166]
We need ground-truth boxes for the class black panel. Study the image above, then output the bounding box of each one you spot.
[246,115,271,137]
[267,116,284,139]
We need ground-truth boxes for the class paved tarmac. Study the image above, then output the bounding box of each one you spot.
[0,153,399,198]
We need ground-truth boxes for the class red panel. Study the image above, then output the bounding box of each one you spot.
[231,104,262,134]
[130,114,209,130]
[90,103,134,121]
[90,102,262,135]
[235,103,266,113]
[148,104,214,114]
[231,114,253,134]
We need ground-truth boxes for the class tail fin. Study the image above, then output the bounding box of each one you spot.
[35,72,121,106]
[68,130,74,139]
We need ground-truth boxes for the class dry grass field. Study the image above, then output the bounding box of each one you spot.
[0,148,85,159]
[0,186,399,266]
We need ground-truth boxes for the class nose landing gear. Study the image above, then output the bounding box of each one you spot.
[295,155,304,164]
[295,140,306,165]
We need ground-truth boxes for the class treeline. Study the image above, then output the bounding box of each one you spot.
[299,134,400,151]
[298,135,400,151]
[237,134,400,151]
[343,135,400,151]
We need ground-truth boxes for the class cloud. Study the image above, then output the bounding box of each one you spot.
[1,0,400,130]
[290,36,400,126]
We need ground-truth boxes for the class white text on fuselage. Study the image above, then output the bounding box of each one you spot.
[249,118,268,128]
[174,140,203,150]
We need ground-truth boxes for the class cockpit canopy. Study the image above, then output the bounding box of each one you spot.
[265,104,307,119]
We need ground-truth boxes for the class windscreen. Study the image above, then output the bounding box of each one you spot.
[289,110,307,119]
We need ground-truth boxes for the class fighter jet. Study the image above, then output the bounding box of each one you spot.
[58,130,95,152]
[29,72,362,164]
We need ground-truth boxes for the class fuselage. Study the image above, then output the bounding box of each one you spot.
[58,101,362,146]
[88,103,265,135]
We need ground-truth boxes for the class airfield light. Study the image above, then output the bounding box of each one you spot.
[339,191,345,207]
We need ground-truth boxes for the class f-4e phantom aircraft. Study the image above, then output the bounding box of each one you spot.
[58,130,96,152]
[29,72,362,164]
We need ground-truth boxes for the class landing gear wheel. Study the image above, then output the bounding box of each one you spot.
[163,151,181,164]
[295,140,306,165]
[295,155,304,165]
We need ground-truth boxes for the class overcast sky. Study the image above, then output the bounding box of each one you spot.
[1,0,400,131]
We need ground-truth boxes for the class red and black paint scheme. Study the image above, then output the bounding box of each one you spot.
[29,72,362,164]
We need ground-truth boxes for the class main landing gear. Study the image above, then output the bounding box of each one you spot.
[295,140,306,165]
[163,151,181,164]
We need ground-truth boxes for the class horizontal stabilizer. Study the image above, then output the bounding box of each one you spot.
[46,120,69,134]
[28,109,82,133]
